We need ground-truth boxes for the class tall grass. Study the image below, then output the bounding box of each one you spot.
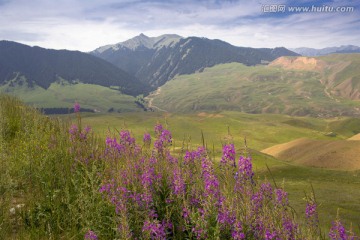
[0,95,357,239]
[0,95,114,239]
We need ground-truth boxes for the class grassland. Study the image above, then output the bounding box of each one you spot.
[1,94,360,238]
[2,54,360,118]
[262,138,360,170]
[3,53,360,237]
[0,78,141,112]
[79,111,360,234]
[151,55,360,117]
[79,111,360,150]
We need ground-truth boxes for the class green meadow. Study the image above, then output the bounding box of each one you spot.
[80,111,357,150]
[151,62,360,117]
[0,79,141,112]
[79,111,360,234]
[1,95,360,239]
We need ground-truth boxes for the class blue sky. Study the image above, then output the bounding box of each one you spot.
[0,0,359,51]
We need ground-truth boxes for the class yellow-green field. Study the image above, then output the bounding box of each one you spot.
[78,111,360,234]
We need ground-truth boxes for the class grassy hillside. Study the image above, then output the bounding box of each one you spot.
[0,78,142,113]
[272,54,360,101]
[1,96,359,238]
[257,158,360,234]
[79,111,360,235]
[80,111,360,176]
[319,54,360,91]
[79,111,359,151]
[262,138,360,170]
[151,54,360,117]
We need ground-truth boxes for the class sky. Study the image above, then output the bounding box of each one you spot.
[0,0,359,51]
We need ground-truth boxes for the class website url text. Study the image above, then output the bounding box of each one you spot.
[261,5,354,13]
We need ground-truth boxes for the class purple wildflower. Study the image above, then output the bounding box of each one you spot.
[166,151,178,164]
[165,198,173,204]
[184,151,194,164]
[201,157,220,200]
[143,133,151,145]
[184,147,205,164]
[237,156,254,180]
[120,130,135,145]
[154,124,163,135]
[161,129,172,143]
[192,224,206,240]
[154,127,172,153]
[182,207,190,219]
[231,221,245,240]
[218,207,235,228]
[283,217,298,240]
[84,230,97,240]
[141,166,155,187]
[74,102,80,113]
[305,202,317,218]
[253,219,265,238]
[79,126,91,140]
[275,188,288,207]
[69,124,78,141]
[260,182,273,201]
[265,229,278,240]
[99,180,114,194]
[305,200,319,229]
[142,220,167,240]
[329,220,350,240]
[148,209,158,218]
[251,192,263,214]
[234,156,254,192]
[105,137,116,147]
[221,143,236,166]
[190,195,201,207]
[105,136,124,156]
[84,126,91,133]
[172,168,186,195]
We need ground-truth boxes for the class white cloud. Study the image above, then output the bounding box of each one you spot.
[0,0,358,51]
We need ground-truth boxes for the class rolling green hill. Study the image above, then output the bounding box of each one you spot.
[79,111,360,153]
[151,54,360,117]
[262,137,360,170]
[78,111,360,232]
[1,95,360,237]
[0,78,142,113]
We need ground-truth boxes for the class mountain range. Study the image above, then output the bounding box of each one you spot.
[0,40,148,96]
[291,45,360,56]
[1,35,360,116]
[92,34,299,87]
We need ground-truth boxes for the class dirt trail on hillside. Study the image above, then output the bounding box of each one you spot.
[145,87,168,112]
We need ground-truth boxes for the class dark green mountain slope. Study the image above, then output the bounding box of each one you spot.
[0,41,149,95]
[92,34,299,87]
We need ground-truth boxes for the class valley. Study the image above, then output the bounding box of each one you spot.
[1,0,360,236]
[77,110,360,234]
[1,35,360,239]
